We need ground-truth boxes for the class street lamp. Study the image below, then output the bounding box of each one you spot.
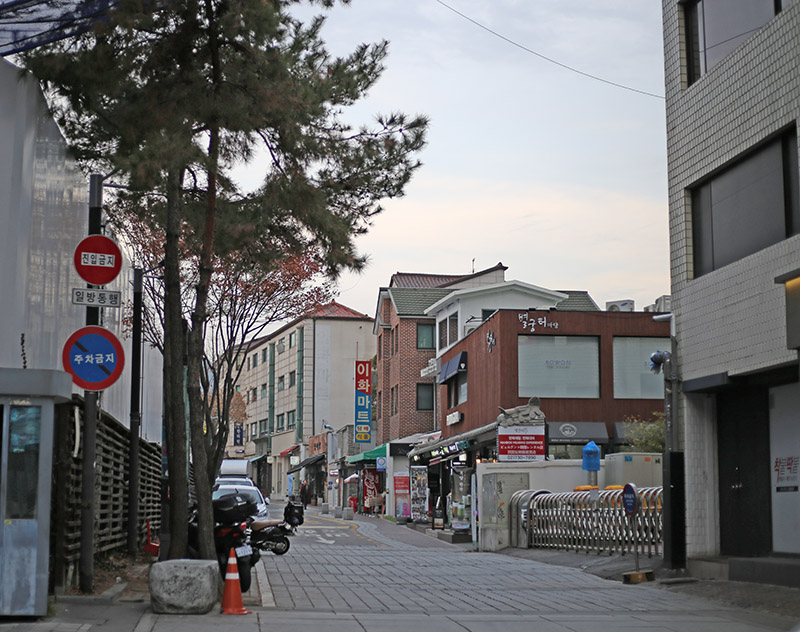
[322,423,338,507]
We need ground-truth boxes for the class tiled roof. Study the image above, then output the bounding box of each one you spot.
[390,272,463,288]
[388,288,453,317]
[554,291,601,312]
[309,300,372,319]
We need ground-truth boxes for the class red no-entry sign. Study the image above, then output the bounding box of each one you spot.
[74,235,122,285]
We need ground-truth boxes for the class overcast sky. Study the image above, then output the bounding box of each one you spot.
[238,0,670,316]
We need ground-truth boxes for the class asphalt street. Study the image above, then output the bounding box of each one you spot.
[1,503,798,632]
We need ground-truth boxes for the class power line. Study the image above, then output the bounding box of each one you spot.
[433,0,665,100]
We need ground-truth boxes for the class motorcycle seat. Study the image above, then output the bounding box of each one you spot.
[251,518,283,529]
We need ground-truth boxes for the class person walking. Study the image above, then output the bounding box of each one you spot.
[300,479,311,510]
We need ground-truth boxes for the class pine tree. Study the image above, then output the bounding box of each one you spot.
[24,0,427,560]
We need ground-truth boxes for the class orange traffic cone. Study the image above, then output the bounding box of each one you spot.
[221,548,251,615]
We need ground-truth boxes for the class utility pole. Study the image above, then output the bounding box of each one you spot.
[79,174,102,593]
[127,267,144,556]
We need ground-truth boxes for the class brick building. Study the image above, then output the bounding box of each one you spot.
[662,0,800,585]
[372,263,508,445]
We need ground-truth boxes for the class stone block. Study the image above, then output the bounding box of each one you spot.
[321,503,329,514]
[342,507,354,520]
[149,559,220,614]
[334,506,342,518]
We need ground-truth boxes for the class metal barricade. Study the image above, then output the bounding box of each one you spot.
[524,486,662,557]
[510,489,550,548]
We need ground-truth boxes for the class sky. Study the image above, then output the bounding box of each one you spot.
[237,0,670,317]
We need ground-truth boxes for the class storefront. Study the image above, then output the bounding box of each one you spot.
[546,421,610,459]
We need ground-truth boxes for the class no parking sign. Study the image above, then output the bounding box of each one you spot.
[62,326,125,390]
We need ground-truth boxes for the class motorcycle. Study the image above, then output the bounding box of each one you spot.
[250,501,304,556]
[188,491,261,592]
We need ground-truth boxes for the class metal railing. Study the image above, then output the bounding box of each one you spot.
[510,487,662,557]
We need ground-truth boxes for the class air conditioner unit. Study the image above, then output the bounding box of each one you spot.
[643,304,657,313]
[606,299,634,312]
[464,324,478,337]
[655,295,672,312]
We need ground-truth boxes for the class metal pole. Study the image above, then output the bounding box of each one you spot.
[79,174,103,593]
[128,268,143,556]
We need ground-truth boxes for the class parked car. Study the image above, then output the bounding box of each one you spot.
[215,475,255,487]
[212,484,270,519]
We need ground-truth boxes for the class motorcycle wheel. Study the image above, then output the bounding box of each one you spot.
[272,536,290,555]
[238,556,252,593]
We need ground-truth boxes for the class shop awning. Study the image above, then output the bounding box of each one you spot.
[279,445,299,456]
[547,422,609,445]
[287,453,326,474]
[249,454,267,463]
[438,352,468,384]
[408,420,499,458]
[346,442,388,464]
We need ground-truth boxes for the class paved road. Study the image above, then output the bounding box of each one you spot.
[2,505,798,632]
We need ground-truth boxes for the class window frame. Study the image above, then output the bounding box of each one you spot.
[416,383,434,410]
[416,323,435,349]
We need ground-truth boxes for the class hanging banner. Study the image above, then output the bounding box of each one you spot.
[354,360,372,443]
[411,466,429,521]
[394,471,411,518]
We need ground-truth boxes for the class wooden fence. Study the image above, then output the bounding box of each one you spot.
[50,397,163,593]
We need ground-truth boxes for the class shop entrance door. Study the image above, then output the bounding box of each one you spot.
[0,399,55,616]
[716,386,772,557]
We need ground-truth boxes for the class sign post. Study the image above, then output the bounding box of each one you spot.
[621,482,655,583]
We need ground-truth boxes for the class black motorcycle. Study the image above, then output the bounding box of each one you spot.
[250,501,304,556]
[188,492,261,592]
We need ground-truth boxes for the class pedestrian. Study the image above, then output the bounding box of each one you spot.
[300,479,310,510]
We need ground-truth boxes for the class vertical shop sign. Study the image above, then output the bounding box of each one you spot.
[363,468,379,508]
[354,360,372,443]
[394,471,411,518]
[411,466,429,521]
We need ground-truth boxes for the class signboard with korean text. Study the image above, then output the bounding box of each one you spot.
[497,424,546,462]
[73,235,122,286]
[394,471,411,518]
[62,326,125,390]
[71,288,121,308]
[354,360,372,443]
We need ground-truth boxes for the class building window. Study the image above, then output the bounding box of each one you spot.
[378,334,382,360]
[416,383,434,410]
[287,410,296,429]
[417,323,435,349]
[518,335,600,398]
[389,328,394,356]
[683,0,787,85]
[277,338,286,353]
[247,356,251,371]
[261,383,267,398]
[289,331,296,348]
[447,373,467,409]
[276,413,285,431]
[259,418,267,434]
[252,353,258,368]
[251,388,257,402]
[377,391,382,418]
[391,385,398,415]
[289,370,296,387]
[250,422,257,438]
[691,129,799,277]
[481,309,495,321]
[262,348,268,363]
[438,319,447,350]
[613,337,671,399]
[438,313,460,350]
[277,375,285,391]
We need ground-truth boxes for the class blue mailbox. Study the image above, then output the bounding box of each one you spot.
[582,440,601,472]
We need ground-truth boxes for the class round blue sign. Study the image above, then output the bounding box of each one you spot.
[622,482,639,515]
[62,326,125,390]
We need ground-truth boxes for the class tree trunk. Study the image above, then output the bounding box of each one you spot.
[163,166,189,559]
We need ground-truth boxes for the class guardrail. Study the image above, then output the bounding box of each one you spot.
[509,487,662,557]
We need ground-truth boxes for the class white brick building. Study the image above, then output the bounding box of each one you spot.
[662,0,799,586]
